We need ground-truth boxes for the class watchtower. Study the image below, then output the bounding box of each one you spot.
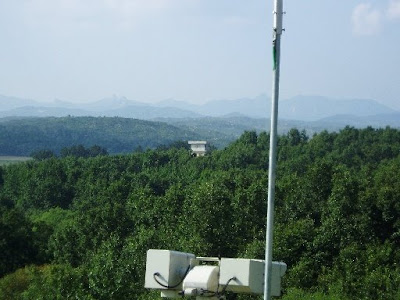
[188,141,207,157]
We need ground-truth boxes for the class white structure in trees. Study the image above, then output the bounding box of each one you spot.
[188,141,207,157]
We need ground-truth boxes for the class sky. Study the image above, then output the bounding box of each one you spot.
[0,0,399,109]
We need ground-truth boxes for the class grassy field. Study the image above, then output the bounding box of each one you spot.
[0,156,32,166]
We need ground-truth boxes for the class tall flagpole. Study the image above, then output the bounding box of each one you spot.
[264,0,283,300]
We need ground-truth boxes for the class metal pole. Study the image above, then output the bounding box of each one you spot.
[264,0,283,300]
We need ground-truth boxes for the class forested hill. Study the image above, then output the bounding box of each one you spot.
[0,116,227,156]
[1,127,400,299]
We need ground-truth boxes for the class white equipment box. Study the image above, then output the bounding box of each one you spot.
[145,249,195,290]
[144,249,287,298]
[220,258,286,296]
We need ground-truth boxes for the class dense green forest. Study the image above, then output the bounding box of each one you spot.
[0,126,400,299]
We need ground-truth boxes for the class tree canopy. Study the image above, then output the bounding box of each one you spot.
[0,126,399,299]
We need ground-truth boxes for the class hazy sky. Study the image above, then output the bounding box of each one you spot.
[0,0,399,109]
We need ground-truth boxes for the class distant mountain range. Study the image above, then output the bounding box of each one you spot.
[0,93,399,128]
[279,96,397,121]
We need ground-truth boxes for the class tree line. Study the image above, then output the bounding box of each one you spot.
[0,126,399,299]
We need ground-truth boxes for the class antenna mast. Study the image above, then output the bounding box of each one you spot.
[264,1,284,300]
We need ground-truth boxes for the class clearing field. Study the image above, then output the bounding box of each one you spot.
[0,156,32,166]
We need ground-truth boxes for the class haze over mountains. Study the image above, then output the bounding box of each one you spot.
[0,94,399,126]
[1,93,399,156]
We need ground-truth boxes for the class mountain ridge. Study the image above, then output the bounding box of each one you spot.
[0,93,398,125]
